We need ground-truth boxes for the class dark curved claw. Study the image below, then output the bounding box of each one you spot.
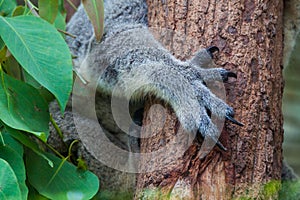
[221,70,237,82]
[209,135,227,151]
[216,140,227,151]
[211,137,227,151]
[206,46,219,59]
[197,132,228,151]
[226,114,244,126]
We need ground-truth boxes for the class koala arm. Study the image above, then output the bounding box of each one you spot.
[67,2,242,151]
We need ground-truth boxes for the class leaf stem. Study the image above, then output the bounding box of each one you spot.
[24,0,39,17]
[30,132,65,159]
[46,140,78,188]
[73,68,88,85]
[57,29,76,38]
[65,0,78,11]
[50,114,64,141]
[46,156,68,188]
[68,139,78,160]
[0,0,4,8]
[0,130,5,146]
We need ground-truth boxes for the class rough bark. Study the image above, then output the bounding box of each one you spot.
[136,0,284,199]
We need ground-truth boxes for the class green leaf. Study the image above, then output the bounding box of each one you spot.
[0,71,49,135]
[54,10,66,31]
[0,36,4,49]
[0,37,6,62]
[26,150,99,200]
[2,55,22,80]
[38,0,59,24]
[82,0,104,41]
[58,0,65,12]
[0,132,28,200]
[27,183,49,200]
[0,127,23,154]
[0,158,22,200]
[23,69,42,89]
[22,70,56,103]
[4,125,53,166]
[0,0,17,16]
[0,15,73,111]
[12,6,31,17]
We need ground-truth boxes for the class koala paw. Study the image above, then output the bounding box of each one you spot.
[182,46,243,150]
[193,82,243,151]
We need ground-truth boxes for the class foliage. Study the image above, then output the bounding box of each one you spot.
[283,30,300,177]
[82,0,104,41]
[279,180,300,200]
[0,0,104,199]
[280,7,300,196]
[0,158,23,199]
[261,181,281,199]
[95,190,134,200]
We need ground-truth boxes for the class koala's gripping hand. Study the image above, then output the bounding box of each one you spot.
[80,42,242,151]
[117,46,242,151]
[67,4,243,151]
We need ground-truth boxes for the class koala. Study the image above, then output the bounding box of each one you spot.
[48,0,299,196]
[67,0,241,147]
[49,0,241,193]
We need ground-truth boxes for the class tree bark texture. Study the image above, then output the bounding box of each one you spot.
[136,0,284,199]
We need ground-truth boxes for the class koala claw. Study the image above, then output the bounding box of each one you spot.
[197,130,227,151]
[225,107,243,126]
[216,140,227,151]
[208,109,243,151]
[221,70,237,82]
[225,114,244,126]
[206,46,219,58]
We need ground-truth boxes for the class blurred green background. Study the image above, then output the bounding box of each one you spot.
[283,31,300,177]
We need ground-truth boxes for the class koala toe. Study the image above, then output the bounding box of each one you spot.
[206,46,220,59]
[220,69,237,82]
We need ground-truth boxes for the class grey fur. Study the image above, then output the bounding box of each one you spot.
[67,0,235,145]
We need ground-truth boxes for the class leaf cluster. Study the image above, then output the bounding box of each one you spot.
[0,0,104,199]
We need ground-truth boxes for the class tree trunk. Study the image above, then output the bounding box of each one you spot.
[135,0,284,199]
